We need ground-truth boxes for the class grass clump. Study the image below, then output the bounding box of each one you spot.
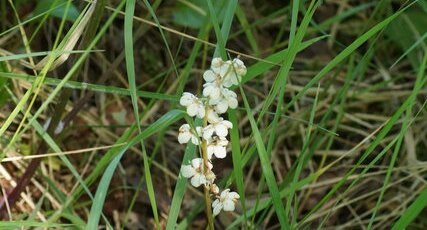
[0,0,426,229]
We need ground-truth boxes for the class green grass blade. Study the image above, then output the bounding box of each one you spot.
[165,143,197,229]
[0,72,178,101]
[301,65,427,225]
[239,35,328,86]
[86,110,184,229]
[235,5,259,55]
[238,84,289,228]
[368,51,427,229]
[287,85,320,226]
[206,0,226,58]
[124,0,160,227]
[1,0,126,157]
[0,50,101,62]
[0,221,78,228]
[142,0,179,77]
[284,1,417,112]
[392,186,427,230]
[228,109,248,227]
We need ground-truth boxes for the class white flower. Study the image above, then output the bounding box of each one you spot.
[203,118,233,140]
[202,81,222,101]
[209,88,238,114]
[206,136,229,159]
[178,124,202,145]
[181,158,215,187]
[206,107,220,124]
[180,92,205,118]
[221,58,247,87]
[211,57,224,73]
[203,69,219,83]
[212,189,240,216]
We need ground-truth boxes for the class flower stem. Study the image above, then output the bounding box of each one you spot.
[202,109,215,230]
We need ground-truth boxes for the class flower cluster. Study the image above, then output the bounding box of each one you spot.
[179,57,246,216]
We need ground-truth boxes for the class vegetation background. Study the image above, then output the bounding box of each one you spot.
[0,0,426,229]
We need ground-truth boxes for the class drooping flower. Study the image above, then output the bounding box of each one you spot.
[181,158,215,187]
[180,92,205,118]
[212,189,240,216]
[206,136,229,159]
[203,118,233,140]
[205,107,220,124]
[203,69,220,83]
[178,124,202,145]
[221,58,247,87]
[203,81,222,101]
[211,57,224,73]
[208,88,238,114]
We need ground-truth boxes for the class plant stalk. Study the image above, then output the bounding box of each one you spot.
[202,109,214,230]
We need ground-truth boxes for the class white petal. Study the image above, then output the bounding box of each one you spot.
[178,132,191,144]
[218,138,229,146]
[196,105,206,119]
[222,78,232,88]
[223,88,237,98]
[179,124,190,131]
[207,109,220,123]
[237,68,246,76]
[219,62,230,77]
[207,161,213,170]
[191,174,206,187]
[191,135,200,145]
[195,127,203,136]
[208,97,221,106]
[222,120,233,129]
[233,58,247,76]
[228,191,240,200]
[203,126,215,140]
[223,199,236,212]
[203,70,216,82]
[214,146,226,158]
[226,72,238,86]
[203,83,221,100]
[191,158,203,168]
[233,58,244,65]
[215,124,228,137]
[215,101,228,114]
[220,189,230,198]
[227,96,238,109]
[212,199,222,216]
[202,84,214,97]
[211,57,223,69]
[187,104,199,117]
[179,92,194,106]
[207,146,214,159]
[181,165,196,178]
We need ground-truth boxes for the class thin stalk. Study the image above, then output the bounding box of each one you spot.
[202,108,214,230]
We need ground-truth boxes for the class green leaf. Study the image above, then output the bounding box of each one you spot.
[386,7,427,69]
[33,0,79,22]
[172,0,226,29]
